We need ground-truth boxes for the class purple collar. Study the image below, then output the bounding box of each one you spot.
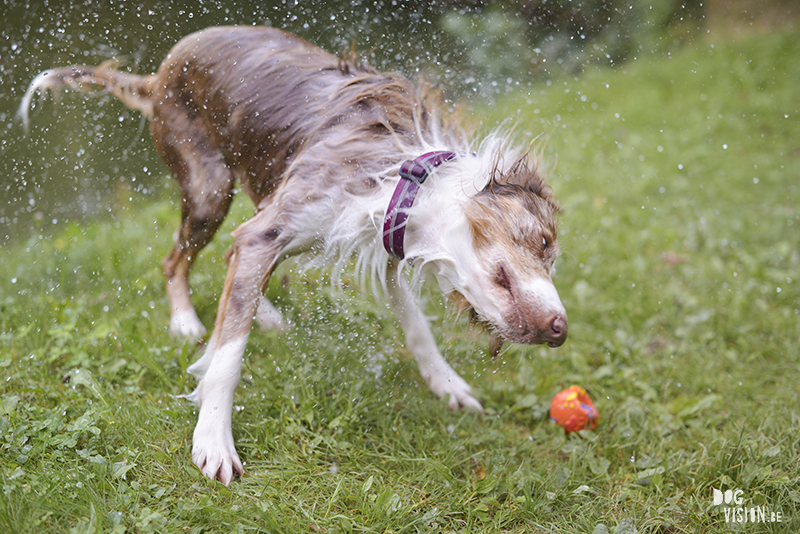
[382,151,456,259]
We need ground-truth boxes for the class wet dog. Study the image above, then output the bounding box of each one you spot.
[21,26,567,485]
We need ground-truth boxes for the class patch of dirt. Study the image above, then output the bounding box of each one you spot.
[706,0,798,37]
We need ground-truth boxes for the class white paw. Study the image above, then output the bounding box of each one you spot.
[192,415,243,486]
[254,296,287,331]
[427,369,484,412]
[170,310,207,339]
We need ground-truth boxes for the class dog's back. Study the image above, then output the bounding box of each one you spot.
[154,27,343,200]
[152,26,428,204]
[21,26,430,204]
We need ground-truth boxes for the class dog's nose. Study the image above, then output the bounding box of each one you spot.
[546,315,568,347]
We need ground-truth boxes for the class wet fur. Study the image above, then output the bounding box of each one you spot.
[21,26,567,485]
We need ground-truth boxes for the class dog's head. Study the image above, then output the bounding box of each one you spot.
[409,153,567,354]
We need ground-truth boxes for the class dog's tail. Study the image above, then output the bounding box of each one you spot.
[18,61,157,132]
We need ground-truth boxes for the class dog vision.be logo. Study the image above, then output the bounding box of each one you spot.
[712,487,783,524]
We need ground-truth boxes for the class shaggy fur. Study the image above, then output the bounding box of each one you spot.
[21,25,568,486]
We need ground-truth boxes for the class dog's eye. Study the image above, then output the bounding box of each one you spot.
[542,237,549,250]
[495,264,512,292]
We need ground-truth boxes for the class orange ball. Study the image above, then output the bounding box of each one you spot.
[550,385,599,433]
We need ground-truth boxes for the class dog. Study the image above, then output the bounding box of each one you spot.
[20,25,567,485]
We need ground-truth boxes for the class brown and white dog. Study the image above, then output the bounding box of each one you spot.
[21,26,567,485]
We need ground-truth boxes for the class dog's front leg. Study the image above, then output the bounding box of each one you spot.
[386,262,483,411]
[189,334,247,485]
[187,213,288,485]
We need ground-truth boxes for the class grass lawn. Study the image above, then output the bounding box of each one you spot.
[2,30,799,533]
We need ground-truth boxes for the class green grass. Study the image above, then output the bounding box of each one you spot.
[2,31,799,533]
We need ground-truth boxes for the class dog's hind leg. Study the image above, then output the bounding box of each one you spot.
[151,109,235,339]
[254,295,287,331]
[386,262,483,412]
[187,207,292,485]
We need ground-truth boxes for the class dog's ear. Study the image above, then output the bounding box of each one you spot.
[483,156,562,214]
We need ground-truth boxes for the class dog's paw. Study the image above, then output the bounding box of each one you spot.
[254,296,287,331]
[428,371,484,412]
[170,310,207,339]
[192,423,243,486]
